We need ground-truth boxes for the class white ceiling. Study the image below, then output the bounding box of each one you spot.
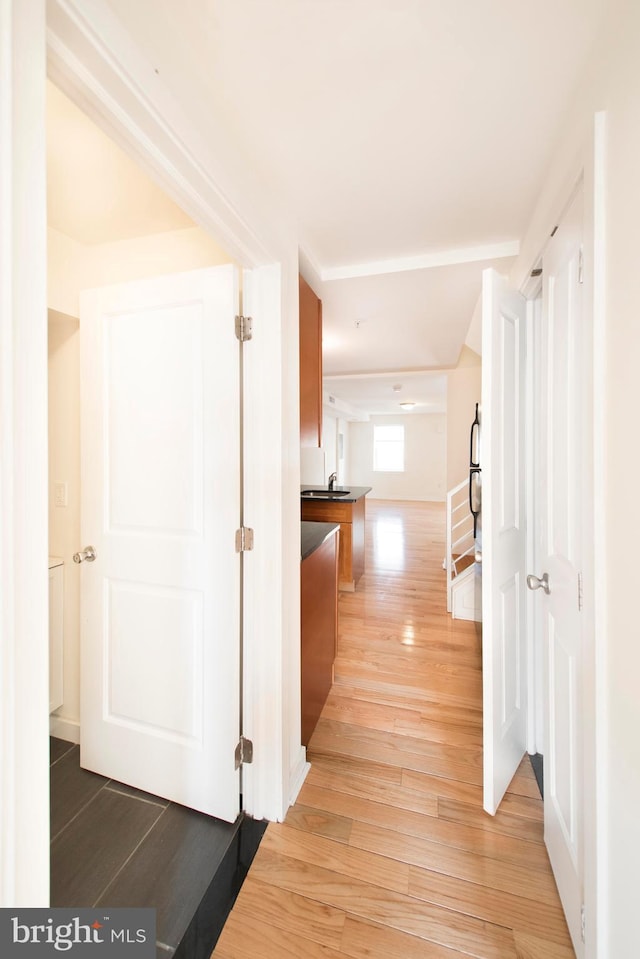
[320,255,514,375]
[325,371,448,417]
[60,1,607,411]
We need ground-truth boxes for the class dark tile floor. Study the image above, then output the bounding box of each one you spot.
[50,738,266,958]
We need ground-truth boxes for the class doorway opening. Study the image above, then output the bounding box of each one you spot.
[46,80,265,954]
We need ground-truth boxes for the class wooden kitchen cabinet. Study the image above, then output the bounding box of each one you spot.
[301,525,339,745]
[301,494,367,591]
[299,274,323,447]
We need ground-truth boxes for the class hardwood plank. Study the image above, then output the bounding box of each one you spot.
[306,760,439,818]
[408,865,571,946]
[310,717,484,768]
[261,822,409,894]
[348,820,559,905]
[498,793,544,822]
[231,876,346,950]
[393,767,484,800]
[213,909,346,959]
[320,695,427,733]
[337,629,481,663]
[333,662,482,710]
[437,797,545,844]
[336,643,481,675]
[310,740,484,788]
[506,774,543,800]
[515,755,537,780]
[327,683,483,727]
[340,915,477,959]
[250,847,517,959]
[308,750,404,785]
[393,714,484,746]
[514,932,577,959]
[298,783,552,871]
[284,803,353,842]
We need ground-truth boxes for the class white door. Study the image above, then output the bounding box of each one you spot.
[481,268,528,814]
[538,188,585,955]
[79,265,241,823]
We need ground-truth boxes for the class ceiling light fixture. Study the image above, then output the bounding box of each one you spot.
[392,384,402,393]
[399,402,415,410]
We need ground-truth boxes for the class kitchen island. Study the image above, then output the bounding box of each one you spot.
[301,521,339,745]
[300,486,371,591]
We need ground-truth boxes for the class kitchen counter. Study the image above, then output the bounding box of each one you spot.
[301,485,372,502]
[301,521,340,560]
[301,486,371,591]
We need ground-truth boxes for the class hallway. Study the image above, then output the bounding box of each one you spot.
[213,500,575,959]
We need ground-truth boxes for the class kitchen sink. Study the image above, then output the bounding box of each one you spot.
[301,489,351,497]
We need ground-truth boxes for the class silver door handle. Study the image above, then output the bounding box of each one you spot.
[73,545,96,564]
[527,572,550,594]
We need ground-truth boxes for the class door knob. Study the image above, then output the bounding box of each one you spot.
[73,545,96,564]
[526,572,550,594]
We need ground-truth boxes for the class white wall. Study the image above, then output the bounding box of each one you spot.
[446,346,481,492]
[48,310,81,737]
[337,417,349,486]
[322,410,338,479]
[511,2,640,952]
[47,225,232,737]
[465,295,482,356]
[348,414,446,501]
[48,224,233,317]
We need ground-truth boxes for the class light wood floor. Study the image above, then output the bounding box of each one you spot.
[213,500,575,959]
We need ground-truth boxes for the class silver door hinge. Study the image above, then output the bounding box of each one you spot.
[578,572,584,612]
[581,903,586,942]
[235,314,253,341]
[235,527,254,552]
[235,735,253,769]
[578,248,584,284]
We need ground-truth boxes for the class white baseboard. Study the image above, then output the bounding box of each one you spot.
[49,715,80,744]
[288,747,311,812]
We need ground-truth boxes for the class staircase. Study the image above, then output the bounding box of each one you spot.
[445,479,482,622]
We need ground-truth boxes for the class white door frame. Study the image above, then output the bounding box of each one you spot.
[1,0,302,905]
[0,0,50,906]
[523,291,544,755]
[516,115,607,956]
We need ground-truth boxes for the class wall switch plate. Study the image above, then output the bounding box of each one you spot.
[54,482,68,508]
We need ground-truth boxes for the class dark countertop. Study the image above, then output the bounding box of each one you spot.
[301,521,339,561]
[300,485,372,503]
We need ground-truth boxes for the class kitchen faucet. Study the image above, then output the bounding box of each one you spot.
[328,472,337,491]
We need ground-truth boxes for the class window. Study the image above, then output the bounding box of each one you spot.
[373,424,404,472]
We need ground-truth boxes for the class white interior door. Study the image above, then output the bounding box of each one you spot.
[79,265,241,823]
[539,188,585,955]
[481,268,528,814]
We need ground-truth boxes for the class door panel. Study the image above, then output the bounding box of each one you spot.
[481,268,527,815]
[80,265,241,823]
[541,189,584,954]
[106,307,204,534]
